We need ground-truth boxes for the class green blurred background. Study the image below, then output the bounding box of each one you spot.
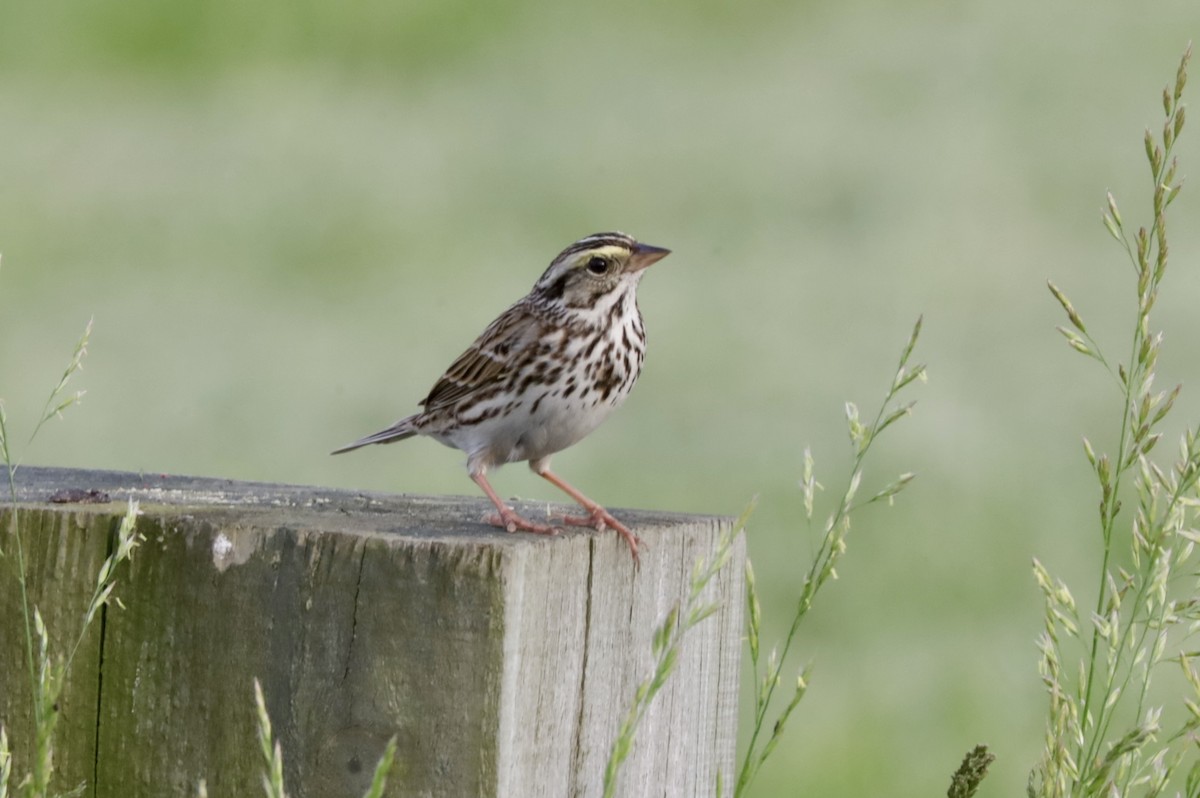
[3,0,1199,794]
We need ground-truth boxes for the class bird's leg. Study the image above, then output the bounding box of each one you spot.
[470,471,558,536]
[532,466,642,563]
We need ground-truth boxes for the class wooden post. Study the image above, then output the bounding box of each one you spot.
[0,467,744,798]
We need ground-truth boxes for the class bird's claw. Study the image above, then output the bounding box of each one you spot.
[484,505,642,566]
[559,508,644,564]
[484,510,559,536]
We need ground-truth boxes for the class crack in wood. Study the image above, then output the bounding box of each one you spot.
[341,542,366,685]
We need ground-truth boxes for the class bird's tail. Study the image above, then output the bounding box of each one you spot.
[330,416,420,455]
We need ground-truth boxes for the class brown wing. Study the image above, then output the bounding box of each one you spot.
[419,302,543,412]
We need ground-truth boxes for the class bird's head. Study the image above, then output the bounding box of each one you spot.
[532,232,670,309]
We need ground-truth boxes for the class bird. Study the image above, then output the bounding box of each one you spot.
[332,232,671,563]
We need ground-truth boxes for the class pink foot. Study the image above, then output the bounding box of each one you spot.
[560,507,643,564]
[484,507,559,536]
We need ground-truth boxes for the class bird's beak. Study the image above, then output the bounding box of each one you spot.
[629,243,671,271]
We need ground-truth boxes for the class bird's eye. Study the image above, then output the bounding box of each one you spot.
[586,256,610,275]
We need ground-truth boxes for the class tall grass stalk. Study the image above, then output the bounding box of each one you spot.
[1031,43,1198,798]
[602,506,747,798]
[734,315,924,795]
[0,272,141,798]
[0,728,11,798]
[1,314,92,715]
[948,745,996,798]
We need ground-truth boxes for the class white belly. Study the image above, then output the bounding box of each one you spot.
[434,381,626,466]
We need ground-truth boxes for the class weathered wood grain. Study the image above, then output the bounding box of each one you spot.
[0,467,744,798]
